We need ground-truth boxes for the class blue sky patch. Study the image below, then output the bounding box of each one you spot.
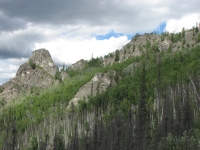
[95,30,124,40]
[153,22,166,34]
[95,22,166,41]
[160,22,166,33]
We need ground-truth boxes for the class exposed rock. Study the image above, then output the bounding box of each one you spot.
[159,40,170,51]
[123,62,141,75]
[68,59,87,70]
[68,71,117,107]
[0,49,58,102]
[103,34,161,66]
[60,71,69,81]
[30,48,58,76]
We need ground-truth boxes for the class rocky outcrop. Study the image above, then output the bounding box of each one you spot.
[103,34,161,66]
[68,71,117,107]
[30,48,58,76]
[123,62,141,75]
[68,59,87,70]
[61,71,69,81]
[0,49,61,102]
[159,40,170,51]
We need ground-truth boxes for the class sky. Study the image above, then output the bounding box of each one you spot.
[0,0,200,85]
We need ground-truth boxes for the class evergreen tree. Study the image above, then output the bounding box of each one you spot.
[135,62,147,149]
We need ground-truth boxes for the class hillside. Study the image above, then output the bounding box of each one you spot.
[0,27,200,149]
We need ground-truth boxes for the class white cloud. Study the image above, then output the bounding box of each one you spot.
[165,13,200,33]
[8,58,28,66]
[34,36,129,66]
[0,59,19,85]
[1,0,200,85]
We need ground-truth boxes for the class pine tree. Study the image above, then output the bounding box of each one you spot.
[135,63,147,149]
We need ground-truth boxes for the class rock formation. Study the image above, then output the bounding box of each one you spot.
[68,59,87,70]
[30,49,58,76]
[0,48,62,102]
[68,70,117,107]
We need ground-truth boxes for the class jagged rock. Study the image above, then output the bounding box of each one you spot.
[68,71,117,107]
[0,49,58,102]
[159,41,170,51]
[60,71,69,81]
[103,34,161,66]
[68,59,87,70]
[30,48,58,76]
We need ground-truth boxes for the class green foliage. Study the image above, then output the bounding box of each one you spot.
[182,39,186,46]
[0,98,6,107]
[171,32,182,43]
[0,87,3,93]
[30,137,38,150]
[138,44,143,52]
[159,131,200,150]
[197,34,200,43]
[88,57,102,67]
[193,26,195,36]
[186,43,190,48]
[196,26,199,33]
[66,68,79,77]
[132,44,135,52]
[114,49,120,62]
[104,52,115,59]
[61,62,65,72]
[55,71,61,82]
[126,43,131,49]
[83,122,90,132]
[182,27,185,38]
[145,39,151,49]
[171,33,175,43]
[0,70,98,133]
[161,35,165,42]
[28,59,36,69]
[30,86,40,96]
[151,43,159,52]
[1,30,200,149]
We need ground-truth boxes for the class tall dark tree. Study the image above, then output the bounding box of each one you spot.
[135,62,147,149]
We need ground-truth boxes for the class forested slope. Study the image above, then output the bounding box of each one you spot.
[0,28,200,149]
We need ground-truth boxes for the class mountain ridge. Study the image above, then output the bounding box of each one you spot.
[0,27,200,149]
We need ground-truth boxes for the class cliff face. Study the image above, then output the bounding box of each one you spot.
[68,70,117,107]
[0,49,59,102]
[30,49,58,76]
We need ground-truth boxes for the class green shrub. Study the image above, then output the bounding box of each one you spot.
[115,50,120,62]
[197,34,200,43]
[0,87,3,93]
[132,44,135,52]
[187,43,190,48]
[159,131,200,150]
[29,59,36,69]
[88,57,102,67]
[182,39,186,46]
[55,71,61,82]
[126,44,131,49]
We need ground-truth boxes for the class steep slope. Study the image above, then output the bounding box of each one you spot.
[103,29,200,66]
[0,28,200,149]
[68,70,117,107]
[0,48,59,102]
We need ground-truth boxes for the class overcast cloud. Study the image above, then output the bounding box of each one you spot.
[0,0,200,85]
